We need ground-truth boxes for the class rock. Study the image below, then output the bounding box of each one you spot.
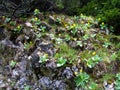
[25,22,33,28]
[0,26,6,40]
[45,60,57,69]
[51,80,69,90]
[39,77,52,89]
[103,81,115,90]
[62,67,73,79]
[15,77,28,90]
[48,16,56,24]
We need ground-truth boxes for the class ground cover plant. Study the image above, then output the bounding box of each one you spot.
[0,8,120,90]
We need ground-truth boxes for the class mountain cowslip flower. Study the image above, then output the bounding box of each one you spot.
[92,52,96,55]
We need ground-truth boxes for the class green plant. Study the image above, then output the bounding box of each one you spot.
[24,41,33,50]
[54,43,77,63]
[39,25,46,32]
[4,17,11,23]
[74,72,90,88]
[31,17,41,26]
[88,81,98,90]
[39,54,49,63]
[34,9,40,16]
[100,22,107,29]
[86,55,102,68]
[10,60,16,68]
[24,85,30,90]
[65,34,71,41]
[56,17,62,24]
[9,21,16,26]
[13,25,22,33]
[76,41,83,47]
[115,73,120,90]
[56,57,67,67]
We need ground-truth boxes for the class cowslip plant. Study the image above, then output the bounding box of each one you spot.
[10,60,16,68]
[34,9,40,16]
[74,72,90,88]
[24,41,33,50]
[39,25,46,32]
[56,57,67,67]
[86,55,102,68]
[39,54,49,63]
[100,22,107,29]
[31,17,41,25]
[13,25,22,33]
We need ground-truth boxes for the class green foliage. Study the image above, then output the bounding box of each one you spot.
[24,85,30,90]
[88,81,98,90]
[24,41,34,50]
[34,9,40,16]
[56,57,67,67]
[85,55,102,68]
[10,60,16,68]
[54,43,77,63]
[39,54,49,63]
[13,25,23,33]
[74,72,89,88]
[115,73,120,90]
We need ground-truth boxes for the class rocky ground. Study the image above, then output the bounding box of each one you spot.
[0,10,119,90]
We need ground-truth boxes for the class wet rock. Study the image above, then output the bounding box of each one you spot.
[38,42,55,56]
[62,67,73,79]
[48,16,56,24]
[15,77,29,90]
[0,80,6,88]
[45,60,57,69]
[51,80,69,90]
[39,77,52,89]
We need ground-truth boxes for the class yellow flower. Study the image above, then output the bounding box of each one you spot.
[87,62,89,67]
[81,21,84,24]
[102,22,104,25]
[59,34,61,36]
[73,38,77,41]
[80,68,83,73]
[92,52,96,55]
[98,18,101,21]
[70,25,74,29]
[73,24,76,27]
[35,17,38,20]
[17,25,21,29]
[74,72,78,76]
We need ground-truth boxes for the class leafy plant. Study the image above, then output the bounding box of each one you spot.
[115,73,120,90]
[34,9,40,16]
[88,81,98,90]
[54,43,77,63]
[24,85,30,90]
[76,41,83,47]
[39,25,46,32]
[39,54,49,63]
[24,41,34,50]
[100,22,107,29]
[86,55,102,68]
[74,72,90,88]
[10,60,16,68]
[13,25,22,33]
[56,57,67,67]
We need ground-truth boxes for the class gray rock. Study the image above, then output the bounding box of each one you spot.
[48,16,56,24]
